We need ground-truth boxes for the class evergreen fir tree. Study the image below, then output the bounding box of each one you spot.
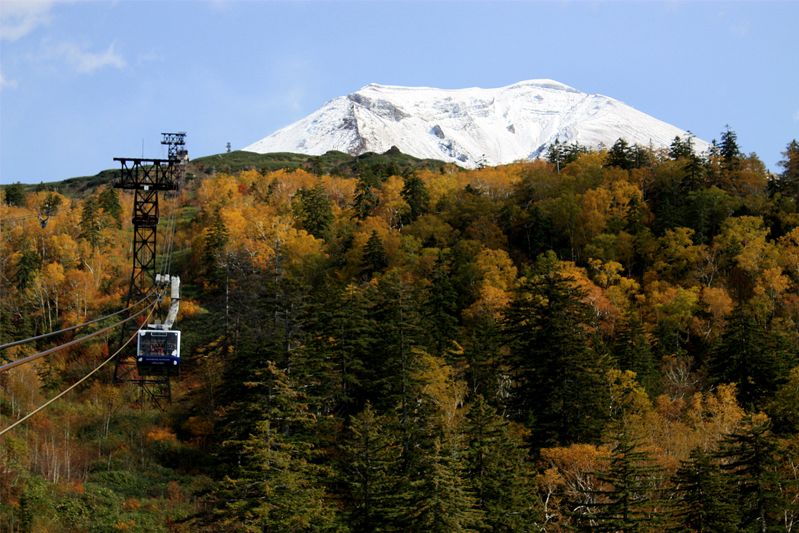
[563,141,589,165]
[629,144,654,169]
[669,135,694,160]
[672,447,739,532]
[354,177,380,220]
[613,310,658,396]
[292,184,333,238]
[546,138,566,172]
[422,254,460,355]
[340,402,403,532]
[203,206,230,288]
[79,195,103,248]
[583,428,665,532]
[361,230,388,278]
[367,272,425,418]
[716,416,785,533]
[400,174,430,224]
[777,139,799,199]
[504,252,610,446]
[300,282,375,415]
[463,395,541,531]
[709,305,793,409]
[15,247,40,291]
[462,313,505,406]
[398,352,483,532]
[606,139,633,170]
[212,362,336,532]
[406,435,482,532]
[719,125,743,171]
[98,186,122,228]
[3,182,25,206]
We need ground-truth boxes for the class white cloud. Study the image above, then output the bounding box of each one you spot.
[0,0,54,41]
[45,41,126,73]
[0,69,18,90]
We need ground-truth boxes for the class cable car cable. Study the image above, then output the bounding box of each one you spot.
[160,207,178,278]
[0,305,157,437]
[0,293,156,352]
[0,298,159,373]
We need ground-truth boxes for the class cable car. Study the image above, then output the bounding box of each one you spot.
[136,274,181,373]
[137,329,181,368]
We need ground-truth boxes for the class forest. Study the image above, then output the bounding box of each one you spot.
[1,131,799,532]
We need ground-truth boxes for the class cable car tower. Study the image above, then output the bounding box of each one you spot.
[112,133,187,406]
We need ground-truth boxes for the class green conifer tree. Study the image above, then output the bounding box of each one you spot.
[584,429,665,532]
[669,136,694,160]
[719,125,743,172]
[400,174,430,224]
[354,177,380,220]
[672,447,738,532]
[3,182,25,207]
[716,416,785,533]
[613,310,658,396]
[777,139,799,199]
[79,195,103,248]
[606,139,633,170]
[341,402,403,532]
[292,184,333,238]
[203,206,229,287]
[709,305,793,409]
[422,255,459,354]
[212,362,336,532]
[98,186,122,228]
[504,252,610,446]
[463,395,541,531]
[361,230,388,278]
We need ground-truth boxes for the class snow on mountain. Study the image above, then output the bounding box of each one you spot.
[243,79,708,168]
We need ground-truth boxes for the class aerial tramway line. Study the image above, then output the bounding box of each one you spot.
[0,133,188,435]
[112,132,187,407]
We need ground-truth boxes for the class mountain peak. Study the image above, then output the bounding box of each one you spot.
[244,80,707,167]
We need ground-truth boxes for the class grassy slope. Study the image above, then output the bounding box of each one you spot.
[2,148,452,200]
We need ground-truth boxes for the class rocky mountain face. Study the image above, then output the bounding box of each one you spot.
[244,79,708,167]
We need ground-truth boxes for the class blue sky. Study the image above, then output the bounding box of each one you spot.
[0,0,797,184]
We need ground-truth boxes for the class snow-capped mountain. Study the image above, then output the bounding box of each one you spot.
[243,79,708,168]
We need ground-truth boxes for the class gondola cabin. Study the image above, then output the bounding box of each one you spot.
[137,329,181,369]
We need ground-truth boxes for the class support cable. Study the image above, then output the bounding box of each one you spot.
[0,305,156,437]
[0,293,155,352]
[159,205,178,278]
[0,298,159,373]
